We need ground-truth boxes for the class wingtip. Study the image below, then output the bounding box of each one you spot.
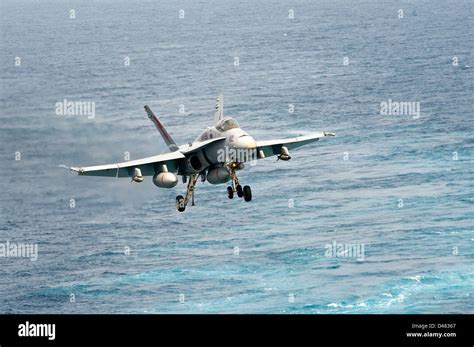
[69,166,85,174]
[59,164,83,174]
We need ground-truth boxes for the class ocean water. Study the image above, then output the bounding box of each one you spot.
[0,0,473,313]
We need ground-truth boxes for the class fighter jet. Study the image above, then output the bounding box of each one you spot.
[68,95,335,212]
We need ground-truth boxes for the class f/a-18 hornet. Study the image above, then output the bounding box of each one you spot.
[68,95,335,212]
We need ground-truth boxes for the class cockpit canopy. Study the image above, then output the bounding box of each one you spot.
[215,117,240,132]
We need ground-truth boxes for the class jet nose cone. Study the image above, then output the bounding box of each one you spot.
[234,135,257,149]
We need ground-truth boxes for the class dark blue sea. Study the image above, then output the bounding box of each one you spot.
[0,0,473,313]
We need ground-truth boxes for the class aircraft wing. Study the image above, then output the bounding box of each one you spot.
[69,151,185,177]
[255,131,335,158]
[179,137,226,154]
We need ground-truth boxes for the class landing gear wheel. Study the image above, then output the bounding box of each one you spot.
[227,186,234,199]
[236,184,243,198]
[176,195,186,212]
[243,185,252,202]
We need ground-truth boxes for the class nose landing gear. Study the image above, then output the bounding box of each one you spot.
[226,162,252,202]
[242,185,252,202]
[176,164,253,212]
[227,186,234,199]
[236,184,243,198]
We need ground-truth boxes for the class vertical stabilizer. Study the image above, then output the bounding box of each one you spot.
[213,94,224,124]
[144,105,179,152]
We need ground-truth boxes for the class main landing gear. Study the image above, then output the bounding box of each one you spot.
[175,174,198,212]
[226,162,252,202]
[176,163,252,212]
